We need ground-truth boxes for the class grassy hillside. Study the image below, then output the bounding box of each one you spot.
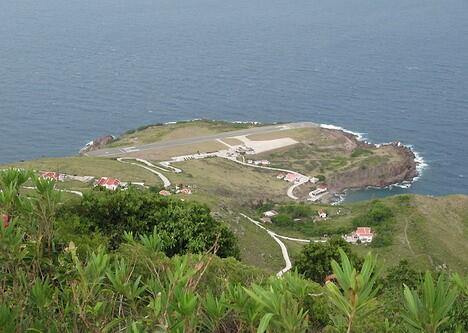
[3,153,467,274]
[259,194,468,274]
[6,156,164,187]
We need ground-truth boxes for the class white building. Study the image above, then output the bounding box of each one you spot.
[95,177,121,191]
[343,227,374,244]
[310,177,319,184]
[310,187,328,196]
[318,210,327,219]
[263,210,279,218]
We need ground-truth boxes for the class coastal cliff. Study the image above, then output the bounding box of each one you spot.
[79,135,115,155]
[327,142,418,193]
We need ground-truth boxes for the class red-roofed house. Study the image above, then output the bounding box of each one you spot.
[179,188,192,195]
[343,227,374,244]
[284,173,300,183]
[95,177,121,191]
[159,190,172,196]
[40,171,64,182]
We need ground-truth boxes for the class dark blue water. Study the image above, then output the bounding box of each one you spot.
[1,0,467,198]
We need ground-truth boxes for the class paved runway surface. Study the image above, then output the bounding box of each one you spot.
[86,122,317,158]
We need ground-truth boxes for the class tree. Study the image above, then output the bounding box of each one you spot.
[294,237,361,283]
[69,188,240,258]
[401,272,459,333]
[385,259,422,289]
[325,249,380,333]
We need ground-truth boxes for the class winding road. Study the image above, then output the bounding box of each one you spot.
[226,157,309,200]
[240,213,326,276]
[23,186,83,197]
[116,157,172,188]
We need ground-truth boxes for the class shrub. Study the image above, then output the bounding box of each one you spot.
[272,214,294,227]
[294,237,361,284]
[68,188,240,258]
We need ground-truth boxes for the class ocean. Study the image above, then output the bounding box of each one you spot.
[1,0,467,199]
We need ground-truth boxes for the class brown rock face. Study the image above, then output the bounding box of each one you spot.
[79,135,115,154]
[328,143,418,193]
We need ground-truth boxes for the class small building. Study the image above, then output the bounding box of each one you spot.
[260,217,272,224]
[343,227,374,244]
[95,177,121,191]
[318,209,327,219]
[260,160,270,166]
[179,188,192,195]
[159,190,172,196]
[263,210,278,218]
[310,187,328,196]
[284,173,300,183]
[276,173,286,180]
[310,177,319,184]
[40,171,64,182]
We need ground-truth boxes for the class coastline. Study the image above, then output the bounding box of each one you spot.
[319,123,427,204]
[79,119,424,204]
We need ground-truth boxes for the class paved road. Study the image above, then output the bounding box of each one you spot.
[86,122,318,158]
[226,156,309,200]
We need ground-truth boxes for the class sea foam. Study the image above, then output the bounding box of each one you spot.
[320,123,428,190]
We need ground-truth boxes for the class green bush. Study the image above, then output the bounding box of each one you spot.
[68,188,240,258]
[272,214,294,226]
[351,147,373,158]
[279,203,316,219]
[294,237,361,284]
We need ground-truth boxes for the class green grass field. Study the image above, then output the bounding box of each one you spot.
[4,156,164,186]
[164,157,290,207]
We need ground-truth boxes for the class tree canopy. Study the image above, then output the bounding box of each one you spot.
[294,236,361,284]
[66,188,240,258]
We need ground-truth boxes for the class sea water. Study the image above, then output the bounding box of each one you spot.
[1,0,467,199]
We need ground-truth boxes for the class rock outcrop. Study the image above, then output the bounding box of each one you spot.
[79,135,115,155]
[327,142,418,193]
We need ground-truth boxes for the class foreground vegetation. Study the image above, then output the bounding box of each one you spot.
[1,169,467,332]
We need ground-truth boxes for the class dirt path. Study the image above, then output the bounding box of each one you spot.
[23,186,83,197]
[116,158,171,188]
[240,213,325,276]
[404,217,434,266]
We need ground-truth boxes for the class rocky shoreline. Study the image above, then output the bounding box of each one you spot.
[325,129,419,194]
[79,135,115,155]
[79,120,422,201]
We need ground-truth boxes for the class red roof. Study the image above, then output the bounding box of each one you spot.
[285,173,299,181]
[356,227,373,237]
[97,177,120,186]
[159,190,171,196]
[41,171,61,180]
